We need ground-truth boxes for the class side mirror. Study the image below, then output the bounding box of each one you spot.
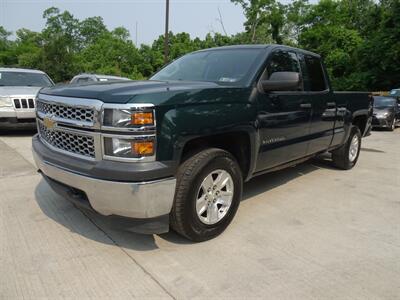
[261,72,301,92]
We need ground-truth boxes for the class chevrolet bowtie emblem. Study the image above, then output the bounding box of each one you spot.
[43,116,56,130]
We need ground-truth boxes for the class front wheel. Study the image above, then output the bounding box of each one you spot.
[331,126,362,170]
[170,148,243,242]
[389,118,396,131]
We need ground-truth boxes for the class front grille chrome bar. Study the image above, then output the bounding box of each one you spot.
[36,94,103,130]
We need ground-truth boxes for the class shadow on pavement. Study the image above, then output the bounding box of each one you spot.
[0,128,36,136]
[34,156,335,250]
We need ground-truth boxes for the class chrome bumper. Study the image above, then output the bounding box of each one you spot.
[33,149,176,219]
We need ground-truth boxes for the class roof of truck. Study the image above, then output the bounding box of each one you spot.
[196,44,320,58]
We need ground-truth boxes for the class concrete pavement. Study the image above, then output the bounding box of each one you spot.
[0,129,399,299]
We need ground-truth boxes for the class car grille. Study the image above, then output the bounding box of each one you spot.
[38,120,96,159]
[13,98,35,109]
[36,100,95,123]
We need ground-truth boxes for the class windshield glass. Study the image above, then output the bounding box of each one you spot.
[0,71,53,87]
[374,97,396,107]
[151,49,263,85]
[389,89,400,97]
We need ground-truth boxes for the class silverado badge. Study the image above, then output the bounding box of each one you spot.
[43,116,56,130]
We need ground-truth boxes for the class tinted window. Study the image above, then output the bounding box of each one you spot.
[304,55,327,91]
[76,77,91,83]
[151,49,263,85]
[0,71,53,87]
[266,51,300,79]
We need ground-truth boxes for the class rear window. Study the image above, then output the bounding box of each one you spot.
[304,55,327,91]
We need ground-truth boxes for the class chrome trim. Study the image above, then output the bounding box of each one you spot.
[33,149,176,219]
[37,94,103,129]
[101,133,156,162]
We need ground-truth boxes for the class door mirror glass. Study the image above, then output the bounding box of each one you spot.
[261,71,301,92]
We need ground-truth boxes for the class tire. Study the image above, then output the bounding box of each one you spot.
[389,118,396,131]
[170,148,243,242]
[331,126,362,170]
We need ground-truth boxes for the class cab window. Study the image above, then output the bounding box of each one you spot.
[303,55,327,91]
[266,50,300,79]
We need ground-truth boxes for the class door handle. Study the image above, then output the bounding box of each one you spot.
[300,103,312,109]
[327,102,336,108]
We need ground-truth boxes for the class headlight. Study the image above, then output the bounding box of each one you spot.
[103,136,155,160]
[0,96,12,107]
[102,105,155,129]
[377,112,389,118]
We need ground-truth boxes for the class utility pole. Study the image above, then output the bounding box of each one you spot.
[164,0,170,64]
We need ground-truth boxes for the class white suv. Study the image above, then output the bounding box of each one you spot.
[0,68,54,129]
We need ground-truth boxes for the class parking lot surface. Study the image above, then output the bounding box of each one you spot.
[1,130,399,299]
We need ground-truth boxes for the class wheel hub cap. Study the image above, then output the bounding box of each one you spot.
[196,169,234,225]
[349,135,359,162]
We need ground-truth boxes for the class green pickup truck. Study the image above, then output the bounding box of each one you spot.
[33,45,372,241]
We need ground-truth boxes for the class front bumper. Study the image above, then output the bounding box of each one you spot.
[0,107,36,128]
[372,116,391,128]
[33,142,177,221]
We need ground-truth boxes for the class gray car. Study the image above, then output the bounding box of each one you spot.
[70,74,131,84]
[0,68,54,129]
[372,96,400,131]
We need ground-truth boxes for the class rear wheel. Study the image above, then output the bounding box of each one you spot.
[331,126,362,170]
[170,148,243,242]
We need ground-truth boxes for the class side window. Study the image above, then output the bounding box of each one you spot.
[304,55,327,91]
[266,50,300,79]
[76,77,89,84]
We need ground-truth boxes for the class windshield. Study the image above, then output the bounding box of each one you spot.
[374,97,396,107]
[389,89,400,97]
[151,48,264,85]
[0,71,53,87]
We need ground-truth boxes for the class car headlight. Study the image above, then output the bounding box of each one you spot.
[102,105,155,129]
[101,104,156,161]
[0,96,12,107]
[103,135,155,160]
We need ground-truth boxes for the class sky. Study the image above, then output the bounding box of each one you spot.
[0,0,315,45]
[1,0,247,45]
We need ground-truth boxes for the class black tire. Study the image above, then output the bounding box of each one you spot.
[331,125,362,170]
[389,118,396,131]
[170,148,243,242]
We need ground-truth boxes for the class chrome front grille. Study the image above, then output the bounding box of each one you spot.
[38,120,96,159]
[13,98,35,109]
[36,100,95,123]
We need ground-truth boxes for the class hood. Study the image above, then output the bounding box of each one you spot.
[39,80,223,104]
[374,107,394,113]
[0,86,43,97]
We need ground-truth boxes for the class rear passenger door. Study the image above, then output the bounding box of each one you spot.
[299,54,336,154]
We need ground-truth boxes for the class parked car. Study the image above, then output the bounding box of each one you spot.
[389,88,400,100]
[0,68,54,129]
[372,96,399,131]
[32,45,372,241]
[70,74,131,84]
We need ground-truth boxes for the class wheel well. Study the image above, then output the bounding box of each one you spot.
[181,132,251,178]
[352,115,367,135]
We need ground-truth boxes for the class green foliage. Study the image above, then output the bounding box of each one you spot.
[0,2,399,91]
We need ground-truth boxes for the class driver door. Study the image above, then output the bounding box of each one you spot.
[255,50,312,172]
